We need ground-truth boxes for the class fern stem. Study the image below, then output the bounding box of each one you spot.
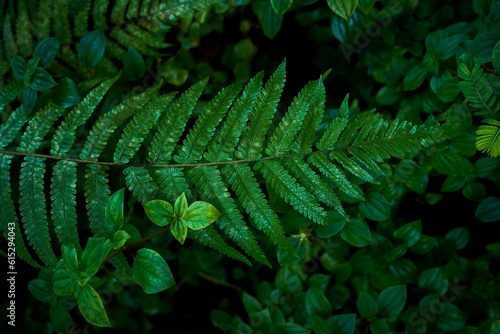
[101,226,171,264]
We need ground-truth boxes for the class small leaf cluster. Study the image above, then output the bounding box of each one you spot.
[144,193,221,244]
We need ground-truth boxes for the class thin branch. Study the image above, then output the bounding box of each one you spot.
[102,226,171,264]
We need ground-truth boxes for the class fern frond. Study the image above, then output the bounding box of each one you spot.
[0,81,24,114]
[2,13,18,60]
[19,156,57,267]
[17,104,62,268]
[149,77,208,164]
[175,83,242,164]
[50,160,82,255]
[308,153,363,200]
[15,0,33,58]
[222,163,292,250]
[52,0,71,45]
[316,94,350,150]
[18,104,62,153]
[189,226,251,266]
[74,2,92,38]
[93,0,110,31]
[266,77,318,157]
[292,78,326,153]
[52,74,120,157]
[0,106,27,148]
[80,82,161,161]
[0,154,42,268]
[255,159,329,225]
[236,60,286,160]
[111,0,129,25]
[284,156,347,218]
[115,93,174,164]
[190,166,271,267]
[204,71,264,162]
[124,167,161,204]
[35,0,52,41]
[155,167,192,201]
[84,164,111,237]
[476,119,500,157]
[458,62,500,116]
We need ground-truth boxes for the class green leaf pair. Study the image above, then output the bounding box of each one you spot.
[144,193,221,244]
[53,238,114,327]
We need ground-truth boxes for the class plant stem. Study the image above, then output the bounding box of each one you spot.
[197,272,242,290]
[102,226,171,264]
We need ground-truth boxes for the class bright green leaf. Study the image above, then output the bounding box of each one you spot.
[81,237,112,277]
[61,244,78,274]
[185,201,221,230]
[326,0,358,21]
[171,218,188,244]
[144,200,174,227]
[105,188,125,231]
[174,192,188,218]
[112,230,130,249]
[133,248,176,294]
[77,284,111,327]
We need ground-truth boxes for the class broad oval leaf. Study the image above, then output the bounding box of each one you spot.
[418,267,448,293]
[262,1,283,39]
[476,196,500,222]
[77,284,111,327]
[357,291,378,319]
[54,78,80,108]
[359,192,390,221]
[340,218,372,247]
[377,284,407,316]
[61,244,78,274]
[174,192,188,218]
[404,63,428,91]
[123,46,145,81]
[171,218,188,244]
[105,188,125,230]
[11,56,27,80]
[436,303,466,331]
[306,286,332,319]
[34,37,60,68]
[29,67,56,91]
[326,0,358,21]
[185,201,221,230]
[271,0,293,16]
[393,220,422,247]
[144,200,174,226]
[327,313,356,334]
[78,30,106,68]
[133,248,176,294]
[444,227,470,249]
